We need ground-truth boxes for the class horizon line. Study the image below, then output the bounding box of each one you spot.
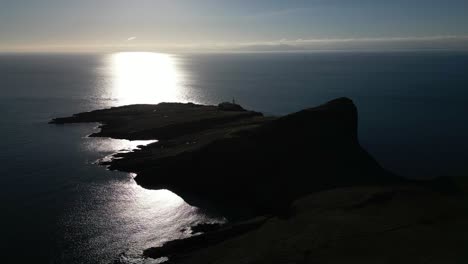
[1,35,468,53]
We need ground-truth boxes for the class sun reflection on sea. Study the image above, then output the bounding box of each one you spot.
[109,52,186,105]
[44,52,221,263]
[78,134,225,262]
[72,52,222,262]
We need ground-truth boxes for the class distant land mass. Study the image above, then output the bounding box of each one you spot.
[51,98,468,263]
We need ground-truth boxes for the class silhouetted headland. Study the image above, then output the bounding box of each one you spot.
[51,98,468,263]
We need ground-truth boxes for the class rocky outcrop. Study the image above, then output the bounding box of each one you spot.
[52,98,467,264]
[133,98,405,216]
[51,98,405,217]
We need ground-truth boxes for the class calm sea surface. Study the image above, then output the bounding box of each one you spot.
[1,51,468,263]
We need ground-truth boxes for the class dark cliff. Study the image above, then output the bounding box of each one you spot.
[52,98,468,264]
[51,98,404,216]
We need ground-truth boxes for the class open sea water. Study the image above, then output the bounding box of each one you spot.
[1,51,468,263]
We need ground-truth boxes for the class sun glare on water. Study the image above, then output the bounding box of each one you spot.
[110,52,185,105]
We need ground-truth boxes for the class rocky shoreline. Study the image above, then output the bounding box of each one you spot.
[51,98,468,263]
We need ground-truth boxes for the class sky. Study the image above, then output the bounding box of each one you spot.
[1,0,468,52]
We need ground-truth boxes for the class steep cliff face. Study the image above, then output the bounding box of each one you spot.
[52,98,467,264]
[131,98,403,216]
[52,98,404,216]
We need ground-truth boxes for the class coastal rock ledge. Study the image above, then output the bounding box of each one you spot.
[51,98,402,214]
[51,98,468,263]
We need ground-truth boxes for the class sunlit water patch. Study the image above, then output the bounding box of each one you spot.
[56,134,226,263]
[85,138,158,164]
[60,175,224,263]
[108,52,192,105]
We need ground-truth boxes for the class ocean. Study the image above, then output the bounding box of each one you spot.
[1,51,468,263]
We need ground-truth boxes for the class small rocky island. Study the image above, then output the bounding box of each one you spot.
[51,98,468,263]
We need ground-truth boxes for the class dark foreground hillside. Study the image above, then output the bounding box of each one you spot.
[52,98,468,263]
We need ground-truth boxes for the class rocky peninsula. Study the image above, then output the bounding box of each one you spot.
[51,98,468,263]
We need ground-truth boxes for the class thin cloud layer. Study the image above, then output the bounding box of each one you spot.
[230,35,468,52]
[3,35,468,53]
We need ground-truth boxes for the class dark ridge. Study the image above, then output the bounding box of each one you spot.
[132,97,405,217]
[51,98,407,218]
[51,98,468,264]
